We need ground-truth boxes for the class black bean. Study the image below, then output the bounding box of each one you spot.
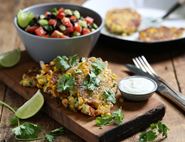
[47,14,56,19]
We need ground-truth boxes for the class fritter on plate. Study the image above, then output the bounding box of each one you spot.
[105,8,141,35]
[139,26,185,42]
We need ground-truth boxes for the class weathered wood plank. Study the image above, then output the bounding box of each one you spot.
[0,83,5,118]
[0,0,19,53]
[0,0,19,140]
[172,48,185,94]
[0,83,6,142]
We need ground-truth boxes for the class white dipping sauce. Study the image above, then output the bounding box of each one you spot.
[119,76,157,95]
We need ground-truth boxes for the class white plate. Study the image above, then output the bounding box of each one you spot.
[83,0,185,43]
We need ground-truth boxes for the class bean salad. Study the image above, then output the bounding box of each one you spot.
[17,7,98,38]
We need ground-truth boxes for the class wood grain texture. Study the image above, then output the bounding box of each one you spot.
[0,52,165,142]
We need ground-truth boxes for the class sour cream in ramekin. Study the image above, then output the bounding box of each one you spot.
[119,76,158,101]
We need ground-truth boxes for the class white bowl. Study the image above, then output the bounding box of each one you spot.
[118,76,158,101]
[14,3,104,63]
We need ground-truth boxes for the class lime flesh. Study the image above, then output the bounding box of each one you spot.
[0,48,21,68]
[17,10,34,28]
[15,90,44,119]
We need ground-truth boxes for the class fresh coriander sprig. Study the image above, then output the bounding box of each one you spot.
[103,89,116,104]
[45,127,64,142]
[57,74,75,92]
[83,72,100,91]
[12,123,64,142]
[12,122,41,140]
[55,55,79,71]
[96,108,124,127]
[0,99,64,142]
[139,121,169,142]
[91,58,105,75]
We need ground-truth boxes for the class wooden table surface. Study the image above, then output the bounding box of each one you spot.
[0,0,185,142]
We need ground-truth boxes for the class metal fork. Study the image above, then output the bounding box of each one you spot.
[133,56,185,112]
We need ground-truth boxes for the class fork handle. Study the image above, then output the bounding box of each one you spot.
[162,2,182,19]
[157,82,185,112]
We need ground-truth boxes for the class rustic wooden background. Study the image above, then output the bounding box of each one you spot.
[0,0,185,142]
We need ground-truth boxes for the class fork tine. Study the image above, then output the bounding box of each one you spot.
[138,56,154,76]
[141,56,157,75]
[132,58,140,68]
[133,57,147,72]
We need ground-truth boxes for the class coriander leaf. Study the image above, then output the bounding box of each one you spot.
[55,56,70,71]
[49,127,64,136]
[45,127,64,142]
[139,130,157,142]
[139,121,169,142]
[57,74,75,92]
[96,109,124,127]
[55,55,79,71]
[112,109,124,125]
[83,72,100,91]
[12,122,41,139]
[45,134,54,142]
[157,122,169,137]
[9,115,20,126]
[150,123,157,130]
[91,58,105,75]
[103,89,116,104]
[96,115,113,126]
[69,55,79,67]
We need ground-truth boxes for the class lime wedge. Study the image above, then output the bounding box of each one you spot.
[15,90,44,119]
[0,48,21,68]
[17,10,34,28]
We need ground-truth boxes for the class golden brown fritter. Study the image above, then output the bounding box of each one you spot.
[105,8,141,35]
[20,56,117,117]
[139,26,185,42]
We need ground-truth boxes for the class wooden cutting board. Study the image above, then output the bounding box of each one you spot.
[0,52,165,142]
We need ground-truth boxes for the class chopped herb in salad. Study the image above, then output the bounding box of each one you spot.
[17,8,98,38]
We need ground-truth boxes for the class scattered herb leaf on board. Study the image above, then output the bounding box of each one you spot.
[96,108,124,127]
[45,127,64,142]
[139,121,169,142]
